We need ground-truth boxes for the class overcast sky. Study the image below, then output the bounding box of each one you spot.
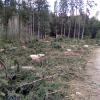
[48,0,100,20]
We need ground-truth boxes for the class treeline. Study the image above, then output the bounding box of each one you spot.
[0,0,100,40]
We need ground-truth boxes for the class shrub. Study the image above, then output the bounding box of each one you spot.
[51,42,62,49]
[54,36,64,42]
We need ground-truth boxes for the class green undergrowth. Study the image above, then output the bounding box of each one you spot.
[0,37,97,100]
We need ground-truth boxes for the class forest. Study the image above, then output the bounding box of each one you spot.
[0,0,100,100]
[0,0,100,40]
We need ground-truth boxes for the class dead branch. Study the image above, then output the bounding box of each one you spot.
[0,57,8,78]
[45,89,65,99]
[18,74,58,88]
[47,89,63,95]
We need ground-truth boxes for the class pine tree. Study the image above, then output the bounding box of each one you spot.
[34,0,49,39]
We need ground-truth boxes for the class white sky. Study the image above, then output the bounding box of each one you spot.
[48,0,100,20]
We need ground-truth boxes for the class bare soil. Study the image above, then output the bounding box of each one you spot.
[70,48,100,100]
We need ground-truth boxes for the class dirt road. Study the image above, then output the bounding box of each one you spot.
[70,48,100,100]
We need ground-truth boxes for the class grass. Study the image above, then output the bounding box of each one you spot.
[0,37,98,99]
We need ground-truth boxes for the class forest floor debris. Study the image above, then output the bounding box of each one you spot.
[0,38,98,99]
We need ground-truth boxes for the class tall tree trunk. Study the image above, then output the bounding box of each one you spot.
[81,15,86,39]
[5,25,8,40]
[64,24,66,36]
[78,20,81,39]
[74,19,76,38]
[38,18,40,39]
[29,2,33,39]
[32,11,34,35]
[18,14,21,40]
[55,26,58,38]
[74,7,78,39]
[73,18,76,39]
[68,20,71,38]
[18,3,21,40]
[61,19,63,36]
[81,0,88,39]
[81,24,85,39]
[4,0,8,40]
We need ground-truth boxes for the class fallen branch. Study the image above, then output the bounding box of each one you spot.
[47,89,63,95]
[45,89,65,99]
[0,57,8,78]
[18,74,58,88]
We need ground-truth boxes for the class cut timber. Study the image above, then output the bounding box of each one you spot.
[22,45,27,49]
[11,66,35,70]
[30,54,45,62]
[0,49,5,52]
[83,45,89,48]
[64,51,80,56]
[67,49,72,52]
